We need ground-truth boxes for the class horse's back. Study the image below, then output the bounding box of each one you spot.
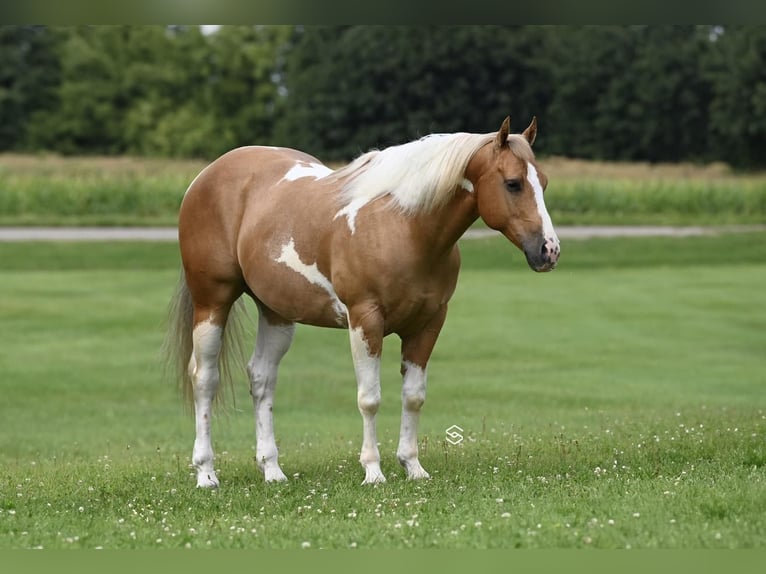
[181,145,323,217]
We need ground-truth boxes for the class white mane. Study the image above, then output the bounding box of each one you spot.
[331,131,496,214]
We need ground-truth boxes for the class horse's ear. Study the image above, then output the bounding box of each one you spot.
[522,116,537,146]
[495,116,511,148]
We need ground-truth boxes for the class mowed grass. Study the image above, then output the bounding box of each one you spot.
[1,153,765,226]
[0,234,765,549]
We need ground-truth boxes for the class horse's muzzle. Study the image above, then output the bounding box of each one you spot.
[523,236,560,272]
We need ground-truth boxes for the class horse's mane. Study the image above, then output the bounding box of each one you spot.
[330,131,531,214]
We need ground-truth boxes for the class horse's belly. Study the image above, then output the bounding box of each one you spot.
[263,287,349,329]
[243,250,348,329]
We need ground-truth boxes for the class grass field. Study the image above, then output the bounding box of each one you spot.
[1,233,764,549]
[1,153,765,227]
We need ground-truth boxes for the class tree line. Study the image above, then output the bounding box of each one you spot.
[1,25,765,168]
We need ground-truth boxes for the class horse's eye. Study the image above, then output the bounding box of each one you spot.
[504,179,523,193]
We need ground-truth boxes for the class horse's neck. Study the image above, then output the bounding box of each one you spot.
[409,187,479,254]
[419,145,491,250]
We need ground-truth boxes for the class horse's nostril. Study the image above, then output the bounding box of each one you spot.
[542,240,560,263]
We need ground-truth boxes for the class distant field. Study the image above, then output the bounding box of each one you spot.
[1,233,764,549]
[0,153,764,227]
[0,154,204,227]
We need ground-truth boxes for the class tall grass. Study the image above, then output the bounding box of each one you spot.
[549,179,766,225]
[1,154,765,226]
[0,154,204,226]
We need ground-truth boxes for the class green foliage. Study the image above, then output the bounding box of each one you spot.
[0,26,62,151]
[20,26,292,160]
[2,26,766,167]
[544,27,715,163]
[0,236,764,548]
[274,26,551,160]
[707,26,766,169]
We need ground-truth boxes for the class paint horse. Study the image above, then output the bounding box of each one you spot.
[164,117,560,487]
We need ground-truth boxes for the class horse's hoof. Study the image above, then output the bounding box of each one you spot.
[264,467,288,483]
[196,472,220,489]
[406,467,431,480]
[361,467,387,485]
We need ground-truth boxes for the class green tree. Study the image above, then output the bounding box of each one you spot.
[620,26,714,163]
[26,25,291,159]
[544,26,716,163]
[7,25,766,167]
[28,26,134,154]
[275,26,554,161]
[120,25,218,158]
[0,26,62,150]
[126,25,293,159]
[707,26,766,168]
[193,25,293,157]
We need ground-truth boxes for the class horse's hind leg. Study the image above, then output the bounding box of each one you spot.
[188,283,242,488]
[248,307,295,482]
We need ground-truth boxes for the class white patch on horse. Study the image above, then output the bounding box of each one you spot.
[281,161,333,182]
[397,360,430,480]
[526,162,558,242]
[190,319,224,488]
[248,317,295,483]
[275,238,347,325]
[460,178,474,193]
[349,325,385,484]
[334,197,369,234]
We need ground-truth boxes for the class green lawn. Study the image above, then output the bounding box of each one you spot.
[1,234,764,548]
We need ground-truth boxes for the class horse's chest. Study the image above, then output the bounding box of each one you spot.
[368,270,453,334]
[338,243,460,332]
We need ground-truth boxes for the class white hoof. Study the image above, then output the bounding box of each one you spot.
[361,464,387,485]
[196,471,220,488]
[406,464,431,480]
[398,455,431,480]
[264,466,288,483]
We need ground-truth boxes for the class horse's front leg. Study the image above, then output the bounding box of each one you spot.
[347,306,386,484]
[397,305,448,480]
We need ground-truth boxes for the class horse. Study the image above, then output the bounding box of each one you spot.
[163,116,560,487]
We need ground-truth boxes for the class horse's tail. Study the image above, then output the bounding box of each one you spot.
[162,268,196,410]
[162,268,249,411]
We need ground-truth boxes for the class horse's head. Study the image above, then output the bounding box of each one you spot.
[470,116,560,272]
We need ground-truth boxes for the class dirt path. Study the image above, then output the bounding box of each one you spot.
[0,227,179,242]
[0,225,764,242]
